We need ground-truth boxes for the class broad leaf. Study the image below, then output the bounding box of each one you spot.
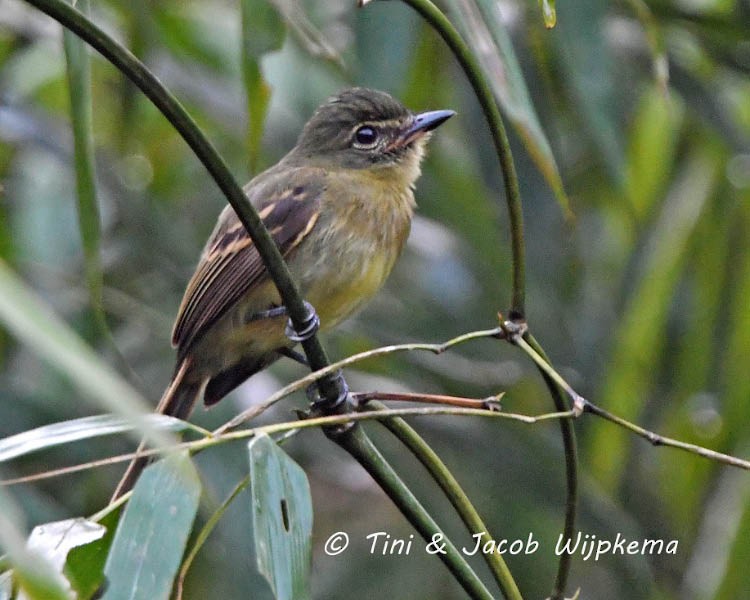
[248,433,312,600]
[102,452,201,600]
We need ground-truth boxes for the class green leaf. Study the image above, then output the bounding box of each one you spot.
[587,148,721,488]
[26,518,107,599]
[0,415,189,463]
[63,0,106,343]
[715,479,750,600]
[248,433,312,600]
[0,260,172,450]
[625,86,685,220]
[719,196,750,443]
[554,0,626,185]
[241,0,285,174]
[102,451,201,600]
[0,489,70,600]
[64,510,120,600]
[450,0,571,217]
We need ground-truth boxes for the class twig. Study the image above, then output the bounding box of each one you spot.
[584,402,750,469]
[353,391,503,410]
[215,327,505,433]
[1,406,576,486]
[500,319,586,415]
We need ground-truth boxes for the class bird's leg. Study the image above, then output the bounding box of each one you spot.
[277,347,309,366]
[245,301,321,344]
[248,302,350,418]
[245,305,289,322]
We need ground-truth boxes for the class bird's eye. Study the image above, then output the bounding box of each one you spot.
[354,126,378,147]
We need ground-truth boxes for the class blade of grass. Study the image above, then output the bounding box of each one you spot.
[62,0,106,341]
[0,259,173,450]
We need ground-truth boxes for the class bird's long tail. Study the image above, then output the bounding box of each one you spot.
[110,359,204,501]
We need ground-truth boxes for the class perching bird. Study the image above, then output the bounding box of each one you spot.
[113,87,454,498]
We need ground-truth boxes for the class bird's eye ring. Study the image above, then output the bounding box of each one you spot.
[354,126,378,147]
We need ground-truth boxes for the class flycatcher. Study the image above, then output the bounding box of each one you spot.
[114,88,453,496]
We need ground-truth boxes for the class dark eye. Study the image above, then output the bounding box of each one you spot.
[354,126,378,147]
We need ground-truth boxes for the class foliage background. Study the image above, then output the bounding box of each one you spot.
[1,0,749,598]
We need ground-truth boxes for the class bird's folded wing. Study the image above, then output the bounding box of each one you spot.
[171,170,325,353]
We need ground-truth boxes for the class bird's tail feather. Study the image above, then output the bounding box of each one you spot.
[111,359,204,501]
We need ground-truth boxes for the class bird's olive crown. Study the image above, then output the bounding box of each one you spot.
[290,87,416,168]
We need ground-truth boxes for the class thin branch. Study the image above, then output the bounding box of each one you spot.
[216,327,505,433]
[4,395,749,491]
[501,320,585,414]
[584,402,750,469]
[353,391,503,410]
[1,406,576,486]
[505,326,750,466]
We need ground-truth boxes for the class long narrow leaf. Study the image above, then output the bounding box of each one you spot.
[102,451,201,600]
[554,0,626,185]
[450,0,571,217]
[588,148,720,488]
[0,414,190,463]
[63,0,106,341]
[241,0,285,173]
[0,260,172,450]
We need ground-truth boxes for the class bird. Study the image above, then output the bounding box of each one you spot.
[112,87,454,498]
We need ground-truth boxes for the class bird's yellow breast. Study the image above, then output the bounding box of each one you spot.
[294,167,415,330]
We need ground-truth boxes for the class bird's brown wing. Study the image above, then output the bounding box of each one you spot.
[171,170,325,354]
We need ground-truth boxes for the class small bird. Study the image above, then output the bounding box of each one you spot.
[113,88,453,497]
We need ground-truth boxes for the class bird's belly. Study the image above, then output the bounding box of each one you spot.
[308,250,393,329]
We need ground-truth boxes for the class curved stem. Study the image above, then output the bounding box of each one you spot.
[24,0,338,393]
[378,0,526,316]
[524,334,578,599]
[372,402,523,600]
[23,6,498,598]
[330,425,495,600]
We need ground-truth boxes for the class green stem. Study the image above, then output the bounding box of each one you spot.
[25,7,495,599]
[373,402,523,600]
[24,0,339,396]
[382,0,526,317]
[330,425,495,600]
[176,476,251,600]
[524,334,578,600]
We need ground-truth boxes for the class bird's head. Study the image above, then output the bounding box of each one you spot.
[288,88,454,178]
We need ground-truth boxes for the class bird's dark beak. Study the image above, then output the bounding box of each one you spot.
[395,109,455,148]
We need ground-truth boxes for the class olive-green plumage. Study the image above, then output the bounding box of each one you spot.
[113,87,453,497]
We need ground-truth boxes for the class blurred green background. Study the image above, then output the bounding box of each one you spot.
[1,0,750,598]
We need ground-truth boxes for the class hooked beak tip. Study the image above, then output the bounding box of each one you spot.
[394,109,455,149]
[410,109,456,135]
